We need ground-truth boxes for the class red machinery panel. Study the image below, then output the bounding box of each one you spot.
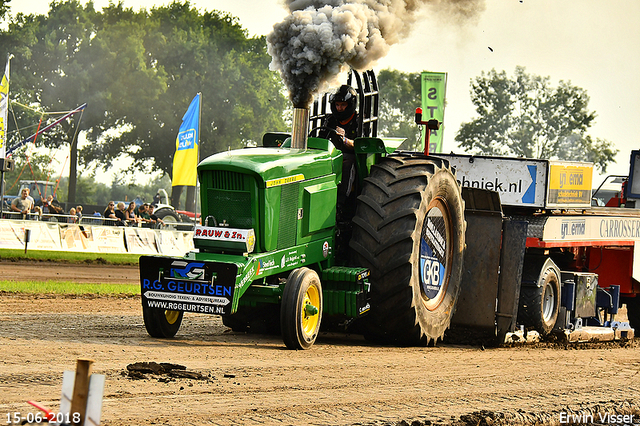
[587,246,634,295]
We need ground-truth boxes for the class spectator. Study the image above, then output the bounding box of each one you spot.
[115,202,127,226]
[147,204,165,227]
[68,207,77,223]
[75,205,83,221]
[11,188,34,218]
[42,194,64,215]
[89,210,101,226]
[137,203,153,226]
[125,201,140,225]
[28,184,39,200]
[33,206,42,221]
[22,187,36,207]
[103,202,117,225]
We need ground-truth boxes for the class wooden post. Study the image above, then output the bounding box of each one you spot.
[24,229,31,254]
[70,359,94,426]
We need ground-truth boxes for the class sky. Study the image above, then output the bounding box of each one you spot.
[9,0,640,185]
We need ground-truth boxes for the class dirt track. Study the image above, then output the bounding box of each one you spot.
[1,262,640,426]
[0,260,139,284]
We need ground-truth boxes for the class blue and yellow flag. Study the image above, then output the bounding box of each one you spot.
[172,93,201,187]
[0,56,10,157]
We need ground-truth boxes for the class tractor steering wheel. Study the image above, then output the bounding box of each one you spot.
[308,126,338,138]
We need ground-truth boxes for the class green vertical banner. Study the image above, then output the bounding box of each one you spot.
[421,71,447,153]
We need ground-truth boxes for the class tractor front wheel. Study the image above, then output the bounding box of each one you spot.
[280,267,323,350]
[143,306,183,338]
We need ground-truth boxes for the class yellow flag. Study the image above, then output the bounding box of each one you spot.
[0,56,9,157]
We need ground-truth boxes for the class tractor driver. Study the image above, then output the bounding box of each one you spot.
[321,85,360,153]
[320,85,360,218]
[320,85,361,262]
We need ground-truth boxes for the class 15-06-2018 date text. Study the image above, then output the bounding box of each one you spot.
[5,412,81,424]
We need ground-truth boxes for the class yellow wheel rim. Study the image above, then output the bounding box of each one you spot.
[165,310,180,325]
[301,285,320,337]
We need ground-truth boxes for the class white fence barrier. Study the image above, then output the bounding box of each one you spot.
[0,219,194,256]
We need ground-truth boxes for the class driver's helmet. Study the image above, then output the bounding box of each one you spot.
[329,85,358,120]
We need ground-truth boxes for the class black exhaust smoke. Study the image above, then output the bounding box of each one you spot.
[267,0,485,107]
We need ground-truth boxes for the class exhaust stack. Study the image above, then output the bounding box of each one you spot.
[291,107,310,150]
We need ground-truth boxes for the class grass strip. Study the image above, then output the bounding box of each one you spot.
[0,280,140,295]
[0,249,142,265]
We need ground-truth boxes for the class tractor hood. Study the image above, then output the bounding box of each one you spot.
[198,141,341,187]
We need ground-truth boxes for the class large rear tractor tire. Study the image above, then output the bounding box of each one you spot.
[143,306,183,338]
[350,153,466,346]
[280,267,323,350]
[517,257,561,336]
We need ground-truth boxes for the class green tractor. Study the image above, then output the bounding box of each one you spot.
[140,71,466,349]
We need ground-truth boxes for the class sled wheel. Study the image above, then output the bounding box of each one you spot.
[143,306,183,338]
[622,296,640,330]
[350,153,466,345]
[518,257,561,336]
[280,268,323,350]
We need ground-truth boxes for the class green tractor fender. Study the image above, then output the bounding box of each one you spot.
[353,137,406,186]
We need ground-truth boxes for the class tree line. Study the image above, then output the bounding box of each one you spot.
[1,0,287,205]
[0,0,616,208]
